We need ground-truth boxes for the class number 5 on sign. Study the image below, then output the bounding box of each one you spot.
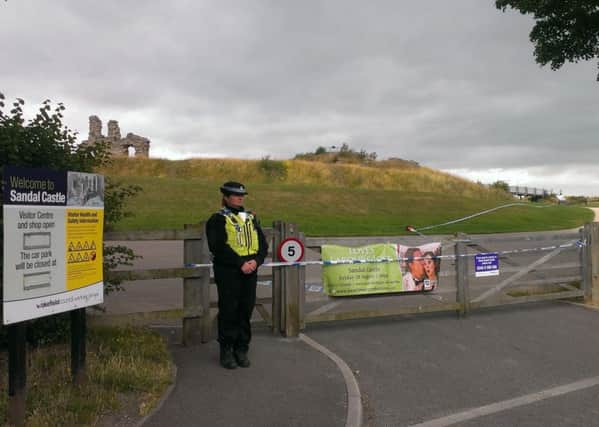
[277,237,305,263]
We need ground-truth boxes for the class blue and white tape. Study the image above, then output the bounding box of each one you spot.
[184,240,582,269]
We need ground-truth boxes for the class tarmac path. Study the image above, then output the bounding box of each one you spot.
[306,302,599,427]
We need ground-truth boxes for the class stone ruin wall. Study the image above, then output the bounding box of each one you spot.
[81,115,150,157]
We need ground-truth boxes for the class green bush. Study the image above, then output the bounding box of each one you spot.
[258,156,288,180]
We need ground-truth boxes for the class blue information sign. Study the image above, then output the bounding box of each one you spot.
[474,253,499,277]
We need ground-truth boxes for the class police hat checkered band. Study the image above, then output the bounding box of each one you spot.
[220,183,248,195]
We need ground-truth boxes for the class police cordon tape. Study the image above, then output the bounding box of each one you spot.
[184,240,583,269]
[411,203,555,232]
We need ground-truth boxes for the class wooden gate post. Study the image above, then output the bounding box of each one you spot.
[584,222,599,305]
[272,221,283,334]
[455,237,470,317]
[581,225,591,302]
[198,228,212,342]
[298,231,306,332]
[281,222,303,337]
[182,223,205,345]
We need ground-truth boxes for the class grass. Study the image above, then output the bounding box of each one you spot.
[104,175,593,235]
[0,325,172,426]
[96,157,594,235]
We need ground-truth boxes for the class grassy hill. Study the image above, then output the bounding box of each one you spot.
[98,157,593,235]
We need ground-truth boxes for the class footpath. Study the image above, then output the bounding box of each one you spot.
[93,295,599,427]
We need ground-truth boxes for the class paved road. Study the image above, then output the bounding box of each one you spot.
[306,301,599,426]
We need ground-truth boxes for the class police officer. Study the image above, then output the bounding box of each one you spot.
[206,181,269,369]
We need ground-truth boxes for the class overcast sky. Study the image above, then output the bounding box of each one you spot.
[1,1,598,195]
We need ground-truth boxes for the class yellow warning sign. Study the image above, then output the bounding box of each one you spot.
[65,209,103,290]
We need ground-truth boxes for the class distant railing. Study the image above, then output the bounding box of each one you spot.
[508,186,552,197]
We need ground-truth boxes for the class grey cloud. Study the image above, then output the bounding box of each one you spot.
[1,1,598,194]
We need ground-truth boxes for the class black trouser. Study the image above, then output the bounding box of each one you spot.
[213,264,257,351]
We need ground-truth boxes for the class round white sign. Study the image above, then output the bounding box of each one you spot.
[277,237,305,263]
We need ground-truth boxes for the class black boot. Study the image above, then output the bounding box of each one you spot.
[234,349,250,368]
[220,347,237,369]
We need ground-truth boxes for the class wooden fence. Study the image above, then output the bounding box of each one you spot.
[104,222,599,343]
[104,224,276,344]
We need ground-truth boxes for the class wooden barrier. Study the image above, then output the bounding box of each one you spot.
[105,223,275,345]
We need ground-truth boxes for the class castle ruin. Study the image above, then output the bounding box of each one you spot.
[81,116,150,157]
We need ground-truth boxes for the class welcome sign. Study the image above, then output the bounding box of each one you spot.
[3,166,105,324]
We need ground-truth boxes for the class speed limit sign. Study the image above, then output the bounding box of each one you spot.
[277,237,305,263]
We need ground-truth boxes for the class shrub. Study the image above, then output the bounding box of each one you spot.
[258,156,288,180]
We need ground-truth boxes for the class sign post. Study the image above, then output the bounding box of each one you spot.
[276,230,305,337]
[8,323,26,427]
[2,166,105,423]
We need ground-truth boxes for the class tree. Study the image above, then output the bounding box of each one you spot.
[495,1,599,81]
[491,180,510,193]
[0,95,110,170]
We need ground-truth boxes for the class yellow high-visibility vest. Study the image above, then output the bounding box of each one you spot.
[220,208,259,256]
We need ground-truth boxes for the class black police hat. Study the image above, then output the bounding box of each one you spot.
[220,181,248,196]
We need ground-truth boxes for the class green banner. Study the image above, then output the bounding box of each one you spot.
[322,244,402,296]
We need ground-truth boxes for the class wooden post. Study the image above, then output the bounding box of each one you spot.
[581,225,591,302]
[271,221,283,334]
[588,222,599,305]
[455,238,470,317]
[70,308,86,384]
[199,229,212,343]
[8,322,27,427]
[182,223,204,345]
[299,231,306,331]
[282,222,302,337]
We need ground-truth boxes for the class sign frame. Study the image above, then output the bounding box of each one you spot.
[2,165,105,325]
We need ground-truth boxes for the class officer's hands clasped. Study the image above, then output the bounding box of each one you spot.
[241,260,257,274]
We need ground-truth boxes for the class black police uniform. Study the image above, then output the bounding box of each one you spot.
[205,182,268,369]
